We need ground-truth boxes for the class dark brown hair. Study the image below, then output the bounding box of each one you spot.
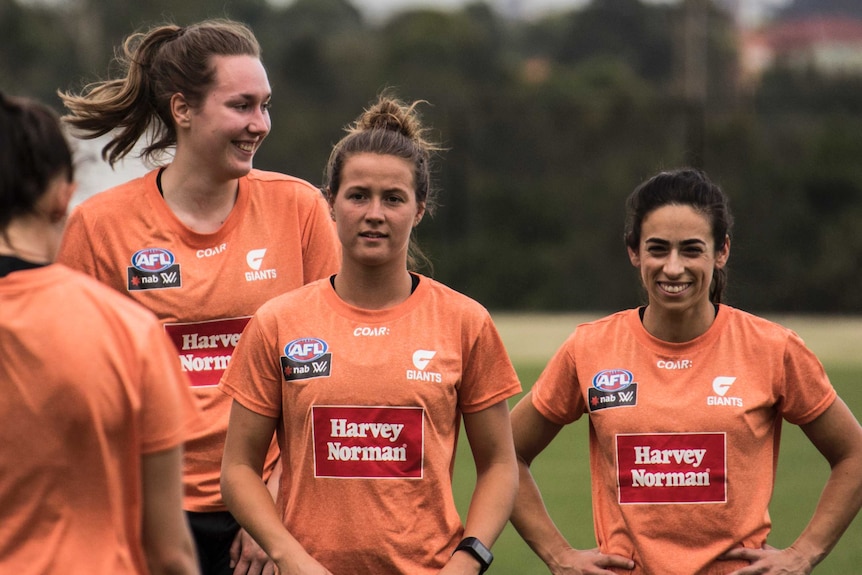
[324,92,440,272]
[624,168,733,304]
[59,19,260,167]
[0,92,73,234]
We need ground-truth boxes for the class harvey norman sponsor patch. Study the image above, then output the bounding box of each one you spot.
[616,432,727,504]
[164,317,251,387]
[312,406,424,479]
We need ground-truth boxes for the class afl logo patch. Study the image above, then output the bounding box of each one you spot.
[282,338,331,382]
[131,248,175,272]
[592,369,634,392]
[284,338,328,362]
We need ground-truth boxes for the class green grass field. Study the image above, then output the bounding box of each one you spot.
[452,313,862,574]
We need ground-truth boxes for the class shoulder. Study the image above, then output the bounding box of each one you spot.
[720,305,797,343]
[70,170,157,216]
[420,276,492,318]
[56,265,161,324]
[257,278,329,316]
[245,170,323,198]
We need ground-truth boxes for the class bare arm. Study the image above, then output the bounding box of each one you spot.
[221,400,332,575]
[509,392,633,575]
[442,400,519,574]
[723,397,862,574]
[141,447,200,575]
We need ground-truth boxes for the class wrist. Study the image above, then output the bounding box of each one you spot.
[453,537,493,574]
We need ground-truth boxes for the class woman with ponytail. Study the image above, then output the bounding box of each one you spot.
[56,18,340,575]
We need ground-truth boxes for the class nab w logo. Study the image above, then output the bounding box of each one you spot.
[246,249,267,270]
[412,350,436,370]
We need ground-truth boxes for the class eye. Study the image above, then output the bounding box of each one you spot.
[261,101,272,112]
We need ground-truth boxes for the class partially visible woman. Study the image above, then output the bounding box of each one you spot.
[0,92,199,575]
[219,93,521,574]
[55,18,340,575]
[509,168,862,575]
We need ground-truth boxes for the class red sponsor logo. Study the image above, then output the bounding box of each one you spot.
[616,432,726,504]
[312,406,424,479]
[164,317,251,387]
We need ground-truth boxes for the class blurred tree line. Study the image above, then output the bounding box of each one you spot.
[2,0,861,313]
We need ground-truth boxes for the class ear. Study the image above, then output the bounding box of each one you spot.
[627,245,640,268]
[324,187,336,220]
[170,92,192,129]
[413,202,426,227]
[715,235,730,269]
[41,176,77,224]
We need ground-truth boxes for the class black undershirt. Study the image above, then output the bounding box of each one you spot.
[0,255,47,278]
[637,304,720,321]
[329,273,420,294]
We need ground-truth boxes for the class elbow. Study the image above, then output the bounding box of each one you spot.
[146,543,199,575]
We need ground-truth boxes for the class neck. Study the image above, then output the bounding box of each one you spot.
[333,262,414,310]
[0,216,60,264]
[160,165,239,233]
[641,301,716,343]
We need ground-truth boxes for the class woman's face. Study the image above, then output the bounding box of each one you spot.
[182,55,271,180]
[330,152,424,271]
[627,204,729,314]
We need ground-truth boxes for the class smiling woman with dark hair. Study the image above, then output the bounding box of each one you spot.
[509,168,862,575]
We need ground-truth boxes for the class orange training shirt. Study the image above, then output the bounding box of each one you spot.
[56,168,340,511]
[220,276,522,574]
[532,305,836,575]
[0,264,197,574]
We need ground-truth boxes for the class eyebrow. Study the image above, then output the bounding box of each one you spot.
[644,238,708,246]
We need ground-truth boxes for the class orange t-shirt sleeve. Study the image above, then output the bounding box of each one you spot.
[219,311,283,419]
[531,330,586,425]
[139,320,199,454]
[778,330,837,425]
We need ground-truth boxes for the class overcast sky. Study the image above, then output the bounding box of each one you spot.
[346,0,793,25]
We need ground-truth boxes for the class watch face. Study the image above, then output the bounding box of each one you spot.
[457,537,493,571]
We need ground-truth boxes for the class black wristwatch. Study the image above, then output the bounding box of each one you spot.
[453,536,493,574]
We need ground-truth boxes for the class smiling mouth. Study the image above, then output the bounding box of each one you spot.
[659,282,690,294]
[235,141,256,153]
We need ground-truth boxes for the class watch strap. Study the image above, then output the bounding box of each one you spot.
[453,536,493,573]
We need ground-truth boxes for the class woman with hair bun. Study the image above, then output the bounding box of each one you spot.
[56,18,340,575]
[220,93,521,575]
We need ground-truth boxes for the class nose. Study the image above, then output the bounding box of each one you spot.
[664,249,685,276]
[365,197,384,222]
[249,106,271,137]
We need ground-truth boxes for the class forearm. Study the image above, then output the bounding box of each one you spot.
[222,462,306,566]
[509,460,576,568]
[461,459,519,547]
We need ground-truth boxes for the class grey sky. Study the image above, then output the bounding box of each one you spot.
[346,0,792,25]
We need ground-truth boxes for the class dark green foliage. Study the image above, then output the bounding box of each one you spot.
[6,0,862,313]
